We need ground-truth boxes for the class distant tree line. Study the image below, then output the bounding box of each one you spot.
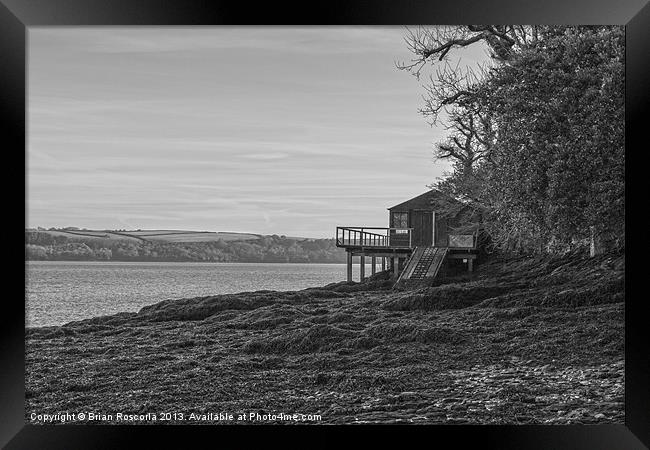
[25,232,347,263]
[400,26,624,256]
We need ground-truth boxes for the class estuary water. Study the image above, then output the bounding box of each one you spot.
[25,261,357,327]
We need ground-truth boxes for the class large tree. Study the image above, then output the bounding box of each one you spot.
[400,26,624,255]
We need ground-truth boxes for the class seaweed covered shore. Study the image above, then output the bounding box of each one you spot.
[25,251,624,424]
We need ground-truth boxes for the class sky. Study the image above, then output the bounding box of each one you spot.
[28,27,489,238]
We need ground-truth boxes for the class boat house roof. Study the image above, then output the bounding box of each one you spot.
[387,190,458,212]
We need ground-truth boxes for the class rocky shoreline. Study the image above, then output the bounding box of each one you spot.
[25,251,624,424]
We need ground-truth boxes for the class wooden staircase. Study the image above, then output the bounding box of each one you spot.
[396,246,448,283]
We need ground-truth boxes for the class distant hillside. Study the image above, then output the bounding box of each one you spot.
[26,228,269,243]
[25,228,345,263]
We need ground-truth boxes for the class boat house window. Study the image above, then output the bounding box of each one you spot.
[392,212,408,229]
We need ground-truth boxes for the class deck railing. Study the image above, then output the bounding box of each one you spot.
[336,227,413,248]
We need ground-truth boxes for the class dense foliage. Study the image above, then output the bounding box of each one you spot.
[25,232,346,263]
[402,26,624,255]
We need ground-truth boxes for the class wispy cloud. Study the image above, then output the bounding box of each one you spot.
[28,27,486,237]
[30,27,410,55]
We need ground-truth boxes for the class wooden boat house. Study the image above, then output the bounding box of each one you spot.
[336,190,479,283]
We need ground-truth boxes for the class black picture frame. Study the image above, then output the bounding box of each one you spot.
[2,0,648,447]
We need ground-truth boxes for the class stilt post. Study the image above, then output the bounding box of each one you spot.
[347,251,352,282]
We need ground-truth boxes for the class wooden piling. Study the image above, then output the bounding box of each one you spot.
[360,255,365,281]
[347,251,352,282]
[371,256,376,275]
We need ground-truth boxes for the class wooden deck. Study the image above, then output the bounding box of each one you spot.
[336,226,479,283]
[336,226,477,251]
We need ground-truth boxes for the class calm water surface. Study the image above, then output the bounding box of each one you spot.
[26,261,357,327]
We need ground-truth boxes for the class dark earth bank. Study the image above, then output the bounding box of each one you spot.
[25,250,624,424]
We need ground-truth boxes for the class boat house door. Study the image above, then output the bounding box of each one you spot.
[411,210,433,246]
